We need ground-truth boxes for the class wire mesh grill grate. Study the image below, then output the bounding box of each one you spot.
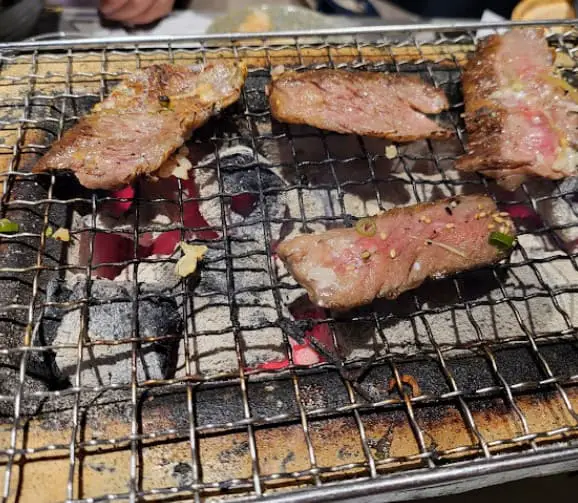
[0,22,577,503]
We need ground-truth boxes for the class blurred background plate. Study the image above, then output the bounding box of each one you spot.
[206,4,346,33]
[511,0,576,19]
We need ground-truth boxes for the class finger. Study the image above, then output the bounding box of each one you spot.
[102,0,156,23]
[125,0,175,25]
[99,0,131,17]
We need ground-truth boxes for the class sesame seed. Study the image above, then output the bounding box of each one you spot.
[479,211,487,218]
[450,200,458,208]
[493,215,505,223]
[390,249,397,258]
[445,223,455,229]
[474,213,480,220]
[361,250,371,260]
[380,232,388,240]
[488,223,495,230]
[478,204,484,210]
[424,217,432,224]
[499,212,510,217]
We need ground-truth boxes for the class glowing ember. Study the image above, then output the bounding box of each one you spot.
[105,186,135,218]
[230,193,258,218]
[252,306,334,370]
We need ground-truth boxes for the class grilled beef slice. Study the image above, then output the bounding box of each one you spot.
[276,195,514,310]
[457,28,578,191]
[33,62,247,190]
[267,69,451,141]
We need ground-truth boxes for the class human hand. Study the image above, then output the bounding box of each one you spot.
[99,0,175,26]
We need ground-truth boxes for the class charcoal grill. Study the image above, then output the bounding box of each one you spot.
[0,20,577,503]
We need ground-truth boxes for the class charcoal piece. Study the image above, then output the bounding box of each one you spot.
[0,367,48,420]
[197,243,271,302]
[42,276,181,387]
[195,145,287,240]
[194,145,289,321]
[187,240,285,374]
[535,177,578,245]
[185,146,289,375]
[0,176,70,417]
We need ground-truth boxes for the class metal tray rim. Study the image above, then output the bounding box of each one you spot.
[0,18,577,51]
[233,444,578,503]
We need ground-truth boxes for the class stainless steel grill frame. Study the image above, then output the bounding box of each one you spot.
[0,20,576,503]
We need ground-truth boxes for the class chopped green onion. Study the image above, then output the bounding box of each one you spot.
[355,217,377,237]
[45,226,53,238]
[489,231,515,250]
[0,218,19,234]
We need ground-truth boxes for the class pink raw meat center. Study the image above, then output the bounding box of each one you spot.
[519,107,558,161]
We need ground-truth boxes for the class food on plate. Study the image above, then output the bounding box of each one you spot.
[33,62,247,190]
[276,194,515,310]
[238,9,272,32]
[457,28,578,191]
[511,0,575,23]
[267,69,452,141]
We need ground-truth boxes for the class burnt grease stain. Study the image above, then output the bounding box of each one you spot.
[218,440,250,464]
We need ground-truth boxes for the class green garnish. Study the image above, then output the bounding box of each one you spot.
[45,226,53,238]
[0,218,19,234]
[489,231,515,250]
[355,217,377,237]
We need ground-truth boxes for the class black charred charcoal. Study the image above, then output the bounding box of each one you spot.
[39,277,182,387]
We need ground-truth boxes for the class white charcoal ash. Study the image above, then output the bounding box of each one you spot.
[260,125,471,219]
[113,254,179,286]
[527,177,578,247]
[177,146,290,377]
[194,145,287,241]
[274,256,308,309]
[177,240,286,377]
[74,194,175,245]
[41,276,182,387]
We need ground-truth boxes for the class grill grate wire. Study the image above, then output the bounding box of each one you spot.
[0,21,576,503]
